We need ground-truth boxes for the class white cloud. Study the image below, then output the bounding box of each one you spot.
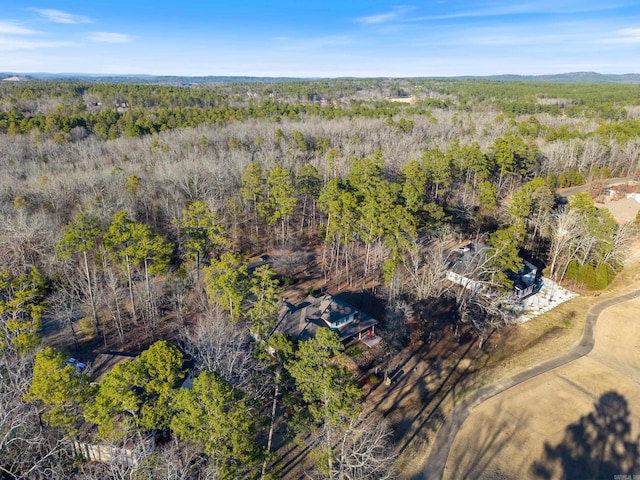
[357,11,400,25]
[33,9,92,24]
[395,2,635,24]
[355,6,414,25]
[611,27,640,43]
[0,21,38,35]
[595,26,640,45]
[88,32,133,44]
[0,35,73,51]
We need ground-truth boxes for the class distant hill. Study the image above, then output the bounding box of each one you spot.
[2,71,640,85]
[0,75,34,82]
[449,72,640,84]
[0,73,304,85]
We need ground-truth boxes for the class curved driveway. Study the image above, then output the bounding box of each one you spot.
[424,289,640,479]
[557,176,636,197]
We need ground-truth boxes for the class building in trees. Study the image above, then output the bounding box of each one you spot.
[273,294,380,345]
[446,243,541,300]
[508,261,540,299]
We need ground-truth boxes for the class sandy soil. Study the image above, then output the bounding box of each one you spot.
[596,197,640,224]
[443,296,640,480]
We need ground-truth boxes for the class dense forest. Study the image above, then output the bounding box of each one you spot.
[0,77,639,479]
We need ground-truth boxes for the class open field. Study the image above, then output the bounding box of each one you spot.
[442,286,640,478]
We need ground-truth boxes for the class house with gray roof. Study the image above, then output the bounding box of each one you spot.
[273,294,379,344]
[446,243,541,299]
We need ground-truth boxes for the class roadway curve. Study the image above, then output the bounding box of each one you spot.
[423,288,640,479]
[557,176,637,197]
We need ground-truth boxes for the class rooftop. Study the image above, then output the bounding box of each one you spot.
[273,294,378,342]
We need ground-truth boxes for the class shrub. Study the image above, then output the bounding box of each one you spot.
[565,260,616,290]
[77,316,95,336]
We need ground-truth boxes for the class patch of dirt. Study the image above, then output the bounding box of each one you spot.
[596,196,640,223]
[359,326,502,478]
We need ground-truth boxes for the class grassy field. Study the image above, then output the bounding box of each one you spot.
[444,293,640,479]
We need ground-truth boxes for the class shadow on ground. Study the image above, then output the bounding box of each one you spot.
[531,391,640,479]
[443,398,530,480]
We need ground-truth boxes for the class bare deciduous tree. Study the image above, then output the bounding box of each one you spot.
[0,212,53,273]
[179,305,255,388]
[304,412,397,480]
[400,234,453,301]
[0,350,72,479]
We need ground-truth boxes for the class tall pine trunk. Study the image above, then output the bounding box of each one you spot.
[124,254,137,324]
[82,250,102,342]
[261,377,280,479]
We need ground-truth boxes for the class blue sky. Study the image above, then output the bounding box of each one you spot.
[1,1,640,77]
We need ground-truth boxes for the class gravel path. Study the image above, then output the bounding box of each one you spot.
[514,278,577,323]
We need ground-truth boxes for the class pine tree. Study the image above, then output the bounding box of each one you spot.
[287,328,361,477]
[261,164,297,248]
[55,212,102,339]
[26,347,94,434]
[103,211,172,334]
[240,162,265,238]
[247,264,282,339]
[204,252,249,321]
[175,200,230,283]
[401,159,427,214]
[171,371,262,479]
[296,163,322,235]
[0,268,48,354]
[84,341,185,438]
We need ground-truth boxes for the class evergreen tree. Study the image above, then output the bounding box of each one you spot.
[26,347,94,434]
[204,252,249,321]
[287,328,361,477]
[55,212,102,339]
[240,162,265,237]
[171,371,262,479]
[175,200,230,283]
[478,181,498,209]
[296,163,322,234]
[487,229,523,290]
[261,164,297,248]
[0,268,48,354]
[402,159,427,214]
[85,341,185,438]
[421,148,451,199]
[247,264,282,339]
[103,211,172,332]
